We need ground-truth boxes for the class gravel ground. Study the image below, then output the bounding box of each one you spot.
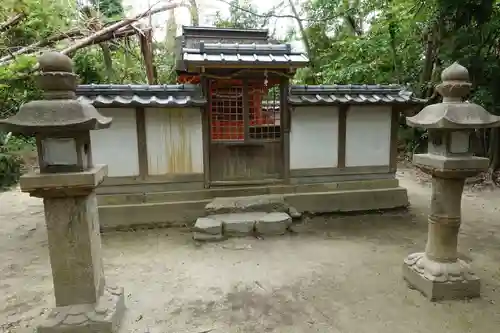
[1,168,500,333]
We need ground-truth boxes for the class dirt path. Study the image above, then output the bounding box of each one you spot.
[1,168,500,333]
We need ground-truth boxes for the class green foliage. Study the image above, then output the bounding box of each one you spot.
[91,0,125,20]
[0,134,34,190]
[302,0,500,160]
[214,0,269,29]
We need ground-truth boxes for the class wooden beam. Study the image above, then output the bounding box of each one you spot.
[135,107,149,179]
[337,106,348,168]
[389,108,399,172]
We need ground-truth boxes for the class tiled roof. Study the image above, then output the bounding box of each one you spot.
[76,84,207,107]
[181,26,269,40]
[182,42,309,66]
[288,85,426,105]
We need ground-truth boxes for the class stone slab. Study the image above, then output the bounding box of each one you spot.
[255,212,292,235]
[413,154,489,171]
[193,217,222,235]
[206,195,290,215]
[20,165,108,193]
[38,286,125,333]
[284,187,409,214]
[193,232,225,242]
[288,206,302,219]
[402,263,480,301]
[215,212,268,236]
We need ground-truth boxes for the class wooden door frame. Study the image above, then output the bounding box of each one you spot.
[201,75,290,187]
[280,76,290,184]
[201,76,211,188]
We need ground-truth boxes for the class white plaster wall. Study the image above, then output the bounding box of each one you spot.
[145,108,203,174]
[90,108,140,177]
[290,106,339,169]
[345,106,392,167]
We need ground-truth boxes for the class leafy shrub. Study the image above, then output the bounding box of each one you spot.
[0,134,35,190]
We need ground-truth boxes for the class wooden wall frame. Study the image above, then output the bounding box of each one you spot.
[135,107,149,179]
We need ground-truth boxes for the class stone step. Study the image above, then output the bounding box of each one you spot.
[193,211,292,241]
[205,194,301,218]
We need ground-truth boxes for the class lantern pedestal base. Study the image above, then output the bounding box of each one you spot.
[403,252,480,301]
[37,286,125,333]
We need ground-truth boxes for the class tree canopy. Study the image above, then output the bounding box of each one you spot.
[2,0,500,185]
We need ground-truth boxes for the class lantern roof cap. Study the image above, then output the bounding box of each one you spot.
[441,62,469,82]
[0,52,111,134]
[38,51,73,74]
[406,62,500,129]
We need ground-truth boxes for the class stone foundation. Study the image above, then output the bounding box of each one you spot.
[403,252,480,301]
[98,179,408,231]
[38,286,125,333]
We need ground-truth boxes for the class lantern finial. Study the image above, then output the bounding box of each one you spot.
[436,62,471,101]
[441,62,469,82]
[36,52,78,99]
[38,52,73,73]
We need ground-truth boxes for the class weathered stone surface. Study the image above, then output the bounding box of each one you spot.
[38,286,125,333]
[43,193,104,307]
[402,62,495,301]
[288,206,302,219]
[193,232,225,242]
[206,195,290,215]
[193,217,222,235]
[403,253,480,301]
[216,212,267,236]
[255,212,292,235]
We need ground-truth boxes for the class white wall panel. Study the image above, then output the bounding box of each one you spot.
[345,106,392,167]
[145,108,203,174]
[90,108,139,177]
[290,106,339,169]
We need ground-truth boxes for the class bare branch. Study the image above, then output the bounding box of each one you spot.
[216,0,346,23]
[60,2,184,56]
[0,13,26,32]
[0,29,84,63]
[0,26,149,66]
[216,0,302,20]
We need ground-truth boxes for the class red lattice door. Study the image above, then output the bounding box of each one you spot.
[208,78,284,184]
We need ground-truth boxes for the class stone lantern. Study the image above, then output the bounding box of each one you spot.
[0,52,125,332]
[403,62,500,301]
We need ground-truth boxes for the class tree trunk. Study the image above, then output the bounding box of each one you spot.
[287,0,316,82]
[419,28,436,98]
[188,0,200,26]
[140,29,156,84]
[81,6,115,80]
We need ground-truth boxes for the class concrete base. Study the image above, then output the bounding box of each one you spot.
[402,253,480,301]
[37,286,125,333]
[97,179,408,231]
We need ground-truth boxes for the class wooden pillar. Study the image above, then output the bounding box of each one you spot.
[280,77,290,182]
[135,107,149,179]
[201,76,211,188]
[389,107,399,173]
[337,105,348,168]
